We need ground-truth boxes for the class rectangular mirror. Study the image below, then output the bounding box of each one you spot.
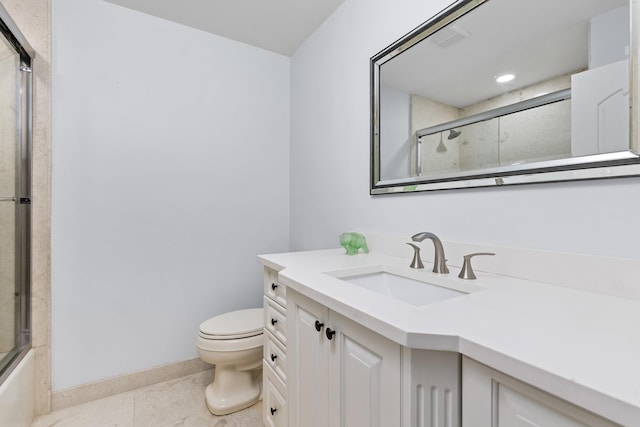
[371,0,640,194]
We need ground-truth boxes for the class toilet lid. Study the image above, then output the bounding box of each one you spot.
[199,308,263,338]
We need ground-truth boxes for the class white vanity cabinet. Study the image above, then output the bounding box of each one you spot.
[462,357,621,427]
[263,268,288,427]
[287,289,402,427]
[258,245,640,427]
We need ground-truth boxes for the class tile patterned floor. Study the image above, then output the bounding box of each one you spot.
[32,370,264,427]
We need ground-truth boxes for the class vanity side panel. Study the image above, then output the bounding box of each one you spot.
[409,350,461,427]
[461,357,493,426]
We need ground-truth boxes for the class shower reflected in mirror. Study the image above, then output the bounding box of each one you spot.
[437,133,447,152]
[447,129,461,140]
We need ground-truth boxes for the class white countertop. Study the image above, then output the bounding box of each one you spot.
[259,248,640,426]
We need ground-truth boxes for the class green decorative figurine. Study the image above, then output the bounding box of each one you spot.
[340,232,369,255]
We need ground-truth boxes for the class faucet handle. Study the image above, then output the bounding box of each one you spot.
[458,252,495,280]
[407,243,424,269]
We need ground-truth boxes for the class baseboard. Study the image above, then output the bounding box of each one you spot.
[51,358,210,411]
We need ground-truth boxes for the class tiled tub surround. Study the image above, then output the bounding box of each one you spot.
[0,0,53,420]
[259,233,640,426]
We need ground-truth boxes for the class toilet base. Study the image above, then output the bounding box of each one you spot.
[205,366,262,415]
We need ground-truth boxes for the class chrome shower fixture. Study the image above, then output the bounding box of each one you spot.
[448,129,462,140]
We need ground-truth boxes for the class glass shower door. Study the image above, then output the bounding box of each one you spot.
[0,10,31,381]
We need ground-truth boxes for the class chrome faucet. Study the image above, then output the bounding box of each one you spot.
[411,232,449,274]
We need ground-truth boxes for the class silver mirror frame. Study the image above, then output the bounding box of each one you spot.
[370,0,640,194]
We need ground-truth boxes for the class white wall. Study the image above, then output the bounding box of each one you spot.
[289,0,640,260]
[52,0,290,390]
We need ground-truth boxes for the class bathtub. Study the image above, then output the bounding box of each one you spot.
[0,349,34,426]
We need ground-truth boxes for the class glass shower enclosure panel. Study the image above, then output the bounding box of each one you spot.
[0,6,32,382]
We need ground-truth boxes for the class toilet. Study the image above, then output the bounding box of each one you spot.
[196,308,264,415]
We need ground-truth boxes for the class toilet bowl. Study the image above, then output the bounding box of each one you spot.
[196,308,264,415]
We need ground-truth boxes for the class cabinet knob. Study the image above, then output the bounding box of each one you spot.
[270,353,278,362]
[270,407,277,416]
[271,282,278,291]
[315,320,324,332]
[271,318,278,326]
[326,328,336,340]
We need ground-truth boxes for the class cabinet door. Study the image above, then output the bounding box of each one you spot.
[264,362,288,427]
[462,357,620,427]
[287,291,330,427]
[328,311,402,427]
[571,60,629,156]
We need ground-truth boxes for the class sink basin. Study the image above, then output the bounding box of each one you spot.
[338,270,466,306]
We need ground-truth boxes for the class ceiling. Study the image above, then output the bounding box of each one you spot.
[380,0,628,108]
[103,0,345,56]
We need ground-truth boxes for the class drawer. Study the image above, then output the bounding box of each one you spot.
[264,330,287,383]
[264,296,287,345]
[264,268,286,307]
[263,362,288,427]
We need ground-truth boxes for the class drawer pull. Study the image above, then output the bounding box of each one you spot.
[270,353,278,362]
[314,320,324,332]
[270,407,277,416]
[271,318,278,326]
[271,282,278,291]
[326,328,336,340]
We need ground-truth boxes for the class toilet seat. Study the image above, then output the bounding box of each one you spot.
[199,308,263,340]
[197,332,263,352]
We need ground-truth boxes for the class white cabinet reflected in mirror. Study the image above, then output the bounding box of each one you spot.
[371,0,640,194]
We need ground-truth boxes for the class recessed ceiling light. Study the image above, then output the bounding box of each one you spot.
[496,74,515,83]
